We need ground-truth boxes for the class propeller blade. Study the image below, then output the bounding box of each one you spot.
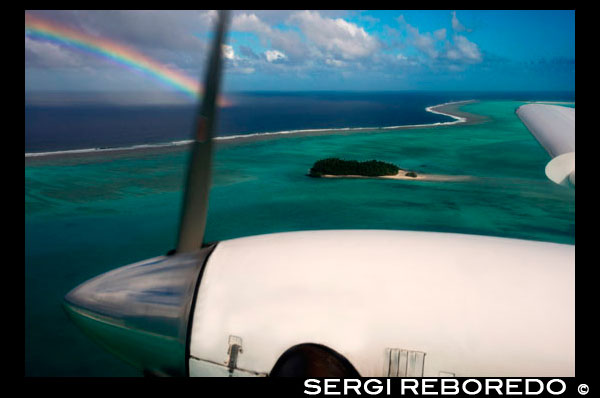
[176,10,229,253]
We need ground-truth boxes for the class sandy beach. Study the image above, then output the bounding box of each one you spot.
[425,100,488,126]
[319,170,474,182]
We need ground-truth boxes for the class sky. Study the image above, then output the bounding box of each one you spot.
[25,10,575,101]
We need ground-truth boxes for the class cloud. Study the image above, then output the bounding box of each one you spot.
[25,35,84,68]
[25,10,215,71]
[399,13,482,68]
[451,11,470,33]
[221,44,264,75]
[434,28,447,41]
[401,19,439,59]
[25,10,387,80]
[288,10,379,60]
[265,49,286,62]
[398,15,450,60]
[357,14,380,27]
[325,58,346,67]
[231,12,308,62]
[229,11,379,72]
[414,32,438,58]
[233,10,349,26]
[231,12,272,36]
[268,30,308,61]
[34,10,215,52]
[446,35,482,63]
[222,44,235,60]
[25,10,496,91]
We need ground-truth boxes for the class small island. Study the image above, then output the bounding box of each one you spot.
[309,158,405,177]
[308,157,473,182]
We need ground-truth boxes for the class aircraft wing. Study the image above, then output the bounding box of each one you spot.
[516,104,575,186]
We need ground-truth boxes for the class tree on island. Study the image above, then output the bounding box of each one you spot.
[309,158,400,177]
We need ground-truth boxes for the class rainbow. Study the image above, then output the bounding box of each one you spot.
[25,13,230,106]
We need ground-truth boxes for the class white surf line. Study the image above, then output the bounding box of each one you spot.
[424,100,473,124]
[25,140,194,158]
[217,100,475,140]
[25,100,475,157]
[524,101,575,105]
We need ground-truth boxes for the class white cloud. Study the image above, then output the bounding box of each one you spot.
[399,13,482,68]
[26,10,489,88]
[231,12,308,62]
[222,44,235,60]
[434,28,447,41]
[289,10,379,60]
[400,17,440,59]
[448,35,482,62]
[265,49,286,62]
[414,33,438,58]
[232,13,273,36]
[325,58,346,67]
[26,35,87,68]
[451,11,468,32]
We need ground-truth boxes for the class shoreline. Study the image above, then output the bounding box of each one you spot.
[318,170,474,182]
[26,99,484,163]
[425,100,488,126]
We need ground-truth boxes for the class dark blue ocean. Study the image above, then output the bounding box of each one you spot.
[25,91,574,153]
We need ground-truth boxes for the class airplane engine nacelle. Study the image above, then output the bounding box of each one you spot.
[187,230,574,377]
[64,230,574,377]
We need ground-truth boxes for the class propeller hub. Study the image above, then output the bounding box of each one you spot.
[63,245,216,376]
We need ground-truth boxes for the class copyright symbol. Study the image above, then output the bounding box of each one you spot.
[578,384,589,395]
